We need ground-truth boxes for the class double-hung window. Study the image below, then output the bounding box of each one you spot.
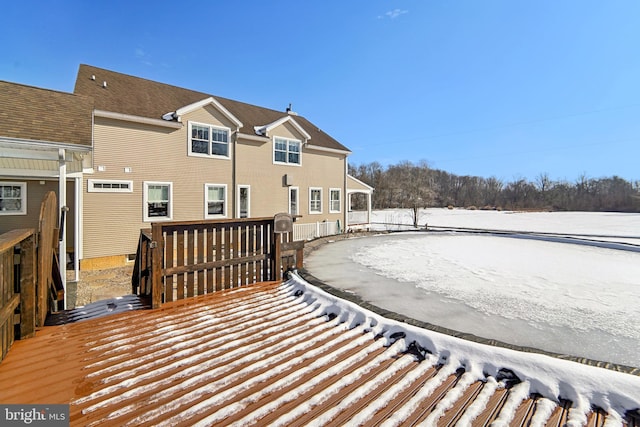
[274,137,301,165]
[329,188,341,213]
[0,182,26,215]
[309,187,322,214]
[205,184,227,218]
[189,122,230,158]
[144,182,172,221]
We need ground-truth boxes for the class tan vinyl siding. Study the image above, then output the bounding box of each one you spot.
[236,122,346,224]
[347,174,373,192]
[83,107,347,260]
[186,105,238,129]
[83,114,233,259]
[271,121,301,140]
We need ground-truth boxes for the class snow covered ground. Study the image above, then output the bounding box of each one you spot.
[306,209,640,367]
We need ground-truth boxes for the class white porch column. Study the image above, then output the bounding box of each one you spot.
[73,176,81,282]
[58,148,67,309]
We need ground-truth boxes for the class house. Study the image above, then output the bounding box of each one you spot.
[1,65,373,280]
[73,64,373,269]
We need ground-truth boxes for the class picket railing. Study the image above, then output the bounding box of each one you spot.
[133,217,303,308]
[293,221,340,241]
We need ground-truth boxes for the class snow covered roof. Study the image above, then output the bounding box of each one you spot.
[0,279,638,425]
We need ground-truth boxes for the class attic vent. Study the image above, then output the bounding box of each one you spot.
[102,81,107,88]
[91,75,95,81]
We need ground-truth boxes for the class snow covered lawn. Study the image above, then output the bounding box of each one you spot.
[307,209,640,367]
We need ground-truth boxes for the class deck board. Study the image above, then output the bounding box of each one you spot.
[0,280,633,426]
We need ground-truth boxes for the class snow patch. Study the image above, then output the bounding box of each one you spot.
[288,272,640,419]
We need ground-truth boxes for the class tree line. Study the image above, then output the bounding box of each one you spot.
[348,160,640,214]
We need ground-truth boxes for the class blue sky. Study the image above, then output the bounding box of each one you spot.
[2,1,639,183]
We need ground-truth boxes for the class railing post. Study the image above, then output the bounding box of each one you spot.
[151,223,163,309]
[19,234,36,339]
[271,233,282,281]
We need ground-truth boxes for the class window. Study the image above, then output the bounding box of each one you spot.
[274,137,301,165]
[309,187,322,214]
[330,188,341,213]
[144,182,172,221]
[289,187,299,216]
[88,179,133,193]
[205,184,227,218]
[238,185,250,218]
[189,122,230,158]
[0,182,26,215]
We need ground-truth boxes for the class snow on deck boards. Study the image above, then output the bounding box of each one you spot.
[0,280,638,426]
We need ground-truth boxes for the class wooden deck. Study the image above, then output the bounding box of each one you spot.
[0,280,638,426]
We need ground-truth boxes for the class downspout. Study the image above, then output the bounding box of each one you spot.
[344,155,348,233]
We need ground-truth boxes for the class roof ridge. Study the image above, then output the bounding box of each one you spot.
[78,64,294,117]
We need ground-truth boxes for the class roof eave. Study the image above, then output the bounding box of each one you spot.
[305,144,351,156]
[95,110,183,129]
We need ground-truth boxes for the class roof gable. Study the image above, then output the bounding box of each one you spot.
[74,64,350,153]
[164,97,243,129]
[254,115,312,142]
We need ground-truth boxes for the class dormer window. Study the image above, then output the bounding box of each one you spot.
[189,122,230,158]
[274,137,301,165]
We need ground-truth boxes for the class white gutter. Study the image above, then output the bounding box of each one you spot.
[237,132,270,143]
[94,110,183,129]
[0,137,92,155]
[305,144,352,155]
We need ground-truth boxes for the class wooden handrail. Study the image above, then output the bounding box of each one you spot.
[0,228,36,362]
[132,217,304,308]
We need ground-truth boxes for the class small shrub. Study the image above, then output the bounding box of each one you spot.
[447,205,454,210]
[467,205,477,210]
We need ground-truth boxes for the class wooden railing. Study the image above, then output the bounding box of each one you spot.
[132,217,304,308]
[0,229,36,362]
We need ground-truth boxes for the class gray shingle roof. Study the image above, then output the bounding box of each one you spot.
[0,80,93,146]
[74,64,350,153]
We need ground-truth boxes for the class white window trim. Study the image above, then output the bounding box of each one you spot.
[237,185,250,218]
[273,137,302,166]
[329,188,342,213]
[289,186,299,216]
[188,121,232,160]
[88,179,133,193]
[0,181,27,215]
[143,181,173,222]
[205,183,227,219]
[309,187,322,214]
